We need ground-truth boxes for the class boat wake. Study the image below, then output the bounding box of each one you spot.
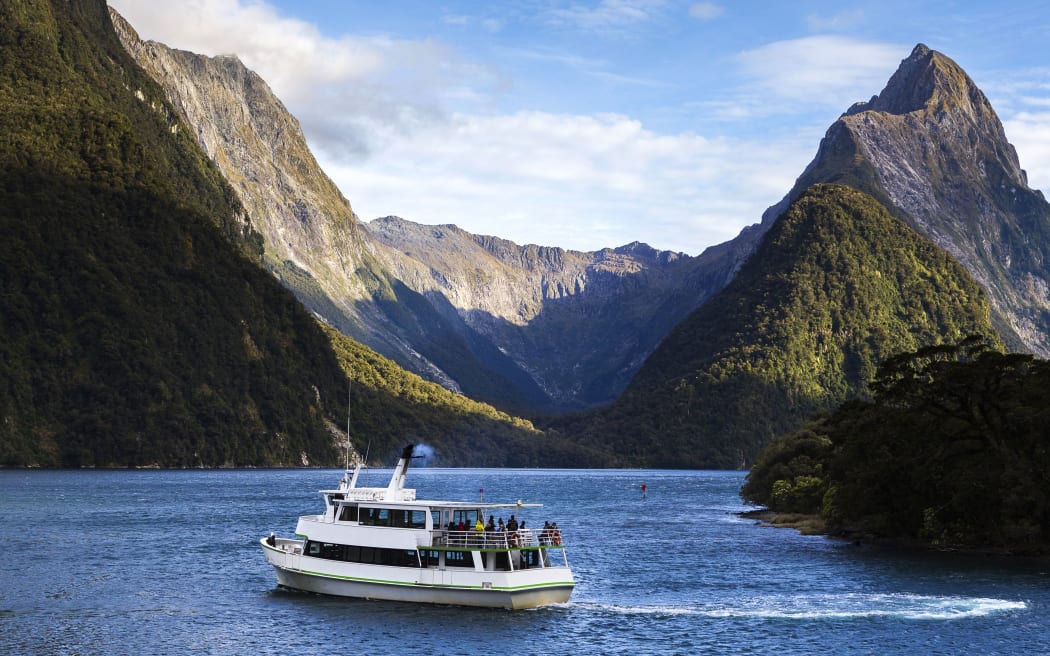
[583,593,1026,620]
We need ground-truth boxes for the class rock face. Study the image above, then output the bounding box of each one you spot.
[783,44,1050,355]
[554,184,998,468]
[366,218,709,406]
[111,8,762,412]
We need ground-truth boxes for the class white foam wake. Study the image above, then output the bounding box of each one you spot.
[584,593,1027,620]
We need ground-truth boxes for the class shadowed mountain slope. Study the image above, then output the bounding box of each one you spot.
[111,9,766,414]
[0,0,348,466]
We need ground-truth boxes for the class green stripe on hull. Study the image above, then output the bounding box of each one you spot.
[288,566,574,592]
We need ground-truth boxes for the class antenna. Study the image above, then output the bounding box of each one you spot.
[345,380,352,471]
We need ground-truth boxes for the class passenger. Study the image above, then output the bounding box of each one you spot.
[486,515,495,531]
[507,515,518,546]
[498,518,505,532]
[474,516,484,545]
[266,532,276,547]
[541,521,551,545]
[551,522,562,546]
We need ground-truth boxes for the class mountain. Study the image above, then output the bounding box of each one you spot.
[365,218,715,409]
[551,44,1049,467]
[778,44,1050,356]
[110,10,764,414]
[1,0,579,469]
[548,184,998,468]
[0,0,348,467]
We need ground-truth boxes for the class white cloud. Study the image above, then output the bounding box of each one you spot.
[735,36,906,110]
[1005,112,1050,194]
[317,111,812,253]
[805,9,866,31]
[546,0,667,32]
[986,68,1050,195]
[109,0,496,158]
[689,3,724,21]
[104,4,921,255]
[108,0,812,253]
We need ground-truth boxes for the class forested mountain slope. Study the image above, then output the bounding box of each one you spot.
[548,185,998,468]
[0,0,349,466]
[0,0,565,468]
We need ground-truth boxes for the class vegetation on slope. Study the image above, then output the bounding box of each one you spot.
[323,325,613,467]
[0,0,349,467]
[0,0,594,469]
[741,337,1050,553]
[548,184,998,468]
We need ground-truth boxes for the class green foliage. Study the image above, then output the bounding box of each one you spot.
[740,426,832,511]
[0,0,345,467]
[744,336,1050,552]
[322,325,614,467]
[0,1,637,470]
[0,0,578,470]
[549,184,998,468]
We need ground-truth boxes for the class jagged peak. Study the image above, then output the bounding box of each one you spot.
[844,43,992,121]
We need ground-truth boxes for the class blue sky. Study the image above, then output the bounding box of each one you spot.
[109,1,1050,255]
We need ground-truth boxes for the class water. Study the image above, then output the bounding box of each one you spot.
[1,469,1046,655]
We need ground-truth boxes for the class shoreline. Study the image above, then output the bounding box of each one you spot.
[741,509,1050,559]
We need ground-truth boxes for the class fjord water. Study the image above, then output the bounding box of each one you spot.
[2,469,1045,655]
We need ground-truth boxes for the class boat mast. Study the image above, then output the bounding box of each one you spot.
[343,380,361,489]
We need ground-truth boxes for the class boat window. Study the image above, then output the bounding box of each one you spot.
[444,551,474,568]
[359,507,390,526]
[338,504,358,522]
[419,550,440,568]
[358,507,425,529]
[304,540,424,567]
[452,510,480,528]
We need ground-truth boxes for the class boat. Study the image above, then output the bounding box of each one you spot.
[260,444,575,609]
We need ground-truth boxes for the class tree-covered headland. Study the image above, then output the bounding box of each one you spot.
[742,337,1050,554]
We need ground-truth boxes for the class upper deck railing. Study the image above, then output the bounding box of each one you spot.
[433,528,564,550]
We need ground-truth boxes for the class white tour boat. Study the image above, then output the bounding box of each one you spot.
[261,444,574,609]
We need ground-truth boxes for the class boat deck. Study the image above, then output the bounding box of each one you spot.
[434,528,563,550]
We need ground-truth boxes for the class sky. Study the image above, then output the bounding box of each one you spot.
[107,0,1050,256]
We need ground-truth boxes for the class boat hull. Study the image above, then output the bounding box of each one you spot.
[262,539,573,610]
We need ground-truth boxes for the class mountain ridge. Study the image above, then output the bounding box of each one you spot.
[0,0,348,467]
[549,184,999,468]
[782,43,1050,355]
[111,8,762,414]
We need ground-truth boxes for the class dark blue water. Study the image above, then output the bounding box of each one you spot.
[2,469,1046,655]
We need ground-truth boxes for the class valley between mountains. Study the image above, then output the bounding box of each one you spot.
[2,1,1048,469]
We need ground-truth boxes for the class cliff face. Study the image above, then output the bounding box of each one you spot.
[111,7,759,412]
[0,0,349,467]
[366,218,719,405]
[553,185,998,468]
[787,44,1050,355]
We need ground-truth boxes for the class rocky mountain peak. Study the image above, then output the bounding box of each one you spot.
[782,43,1050,356]
[845,43,1001,132]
